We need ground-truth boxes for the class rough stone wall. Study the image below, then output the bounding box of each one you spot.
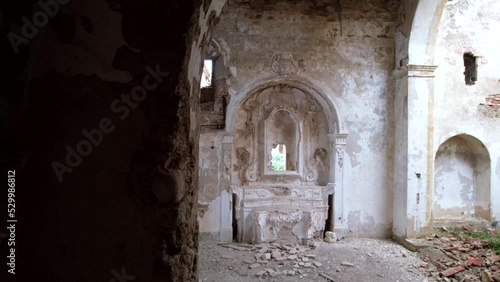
[1,0,226,281]
[197,0,398,238]
[434,0,500,222]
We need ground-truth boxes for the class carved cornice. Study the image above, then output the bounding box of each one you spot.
[395,64,438,78]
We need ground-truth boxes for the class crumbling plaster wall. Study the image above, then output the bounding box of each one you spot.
[199,0,399,238]
[198,132,224,236]
[2,0,228,280]
[433,0,500,223]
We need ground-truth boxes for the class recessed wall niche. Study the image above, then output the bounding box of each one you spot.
[229,82,340,243]
[232,83,332,185]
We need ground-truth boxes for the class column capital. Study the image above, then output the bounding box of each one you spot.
[331,133,348,145]
[222,135,233,144]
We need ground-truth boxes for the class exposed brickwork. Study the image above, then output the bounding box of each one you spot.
[479,94,500,118]
[485,94,500,109]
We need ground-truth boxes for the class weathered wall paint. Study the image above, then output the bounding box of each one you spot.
[199,0,398,238]
[434,0,500,223]
[434,137,477,219]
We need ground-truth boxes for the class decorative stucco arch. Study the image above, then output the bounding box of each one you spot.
[225,77,344,135]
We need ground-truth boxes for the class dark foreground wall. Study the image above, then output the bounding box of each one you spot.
[0,0,220,281]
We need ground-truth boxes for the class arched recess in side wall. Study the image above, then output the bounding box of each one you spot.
[433,134,491,225]
[407,0,447,65]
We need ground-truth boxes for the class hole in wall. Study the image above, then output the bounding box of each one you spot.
[463,53,477,85]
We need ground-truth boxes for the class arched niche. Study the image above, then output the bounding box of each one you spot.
[433,134,491,224]
[232,83,333,185]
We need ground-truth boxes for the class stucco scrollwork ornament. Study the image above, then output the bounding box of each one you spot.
[235,147,256,183]
[336,146,345,169]
[305,97,321,112]
[305,148,328,182]
[293,189,308,197]
[248,25,263,35]
[244,160,258,183]
[271,54,299,76]
[267,211,301,229]
[255,190,269,198]
[198,204,210,218]
[201,183,219,201]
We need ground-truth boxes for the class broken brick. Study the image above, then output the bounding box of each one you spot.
[441,265,465,277]
[467,256,484,267]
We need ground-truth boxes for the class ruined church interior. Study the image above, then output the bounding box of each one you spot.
[1,0,499,281]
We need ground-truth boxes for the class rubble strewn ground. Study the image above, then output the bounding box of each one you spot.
[199,237,426,281]
[416,225,500,282]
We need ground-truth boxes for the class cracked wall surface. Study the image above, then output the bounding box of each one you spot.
[198,0,398,239]
[433,0,500,223]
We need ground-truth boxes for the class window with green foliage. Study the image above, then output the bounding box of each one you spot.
[271,144,286,171]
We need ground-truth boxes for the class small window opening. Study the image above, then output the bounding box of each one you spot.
[464,53,477,85]
[271,144,287,171]
[200,59,213,88]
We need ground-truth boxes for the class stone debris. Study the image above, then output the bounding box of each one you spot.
[325,231,337,243]
[288,255,298,260]
[417,226,500,281]
[255,270,266,277]
[249,263,261,269]
[258,246,269,254]
[271,250,281,258]
[214,240,332,278]
[319,272,336,281]
[341,262,355,267]
[220,243,250,251]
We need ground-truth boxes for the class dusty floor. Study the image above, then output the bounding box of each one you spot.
[199,238,426,282]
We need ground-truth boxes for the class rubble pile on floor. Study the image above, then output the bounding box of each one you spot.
[219,240,332,278]
[417,226,500,282]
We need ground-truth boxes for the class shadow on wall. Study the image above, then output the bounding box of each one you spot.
[433,134,491,226]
